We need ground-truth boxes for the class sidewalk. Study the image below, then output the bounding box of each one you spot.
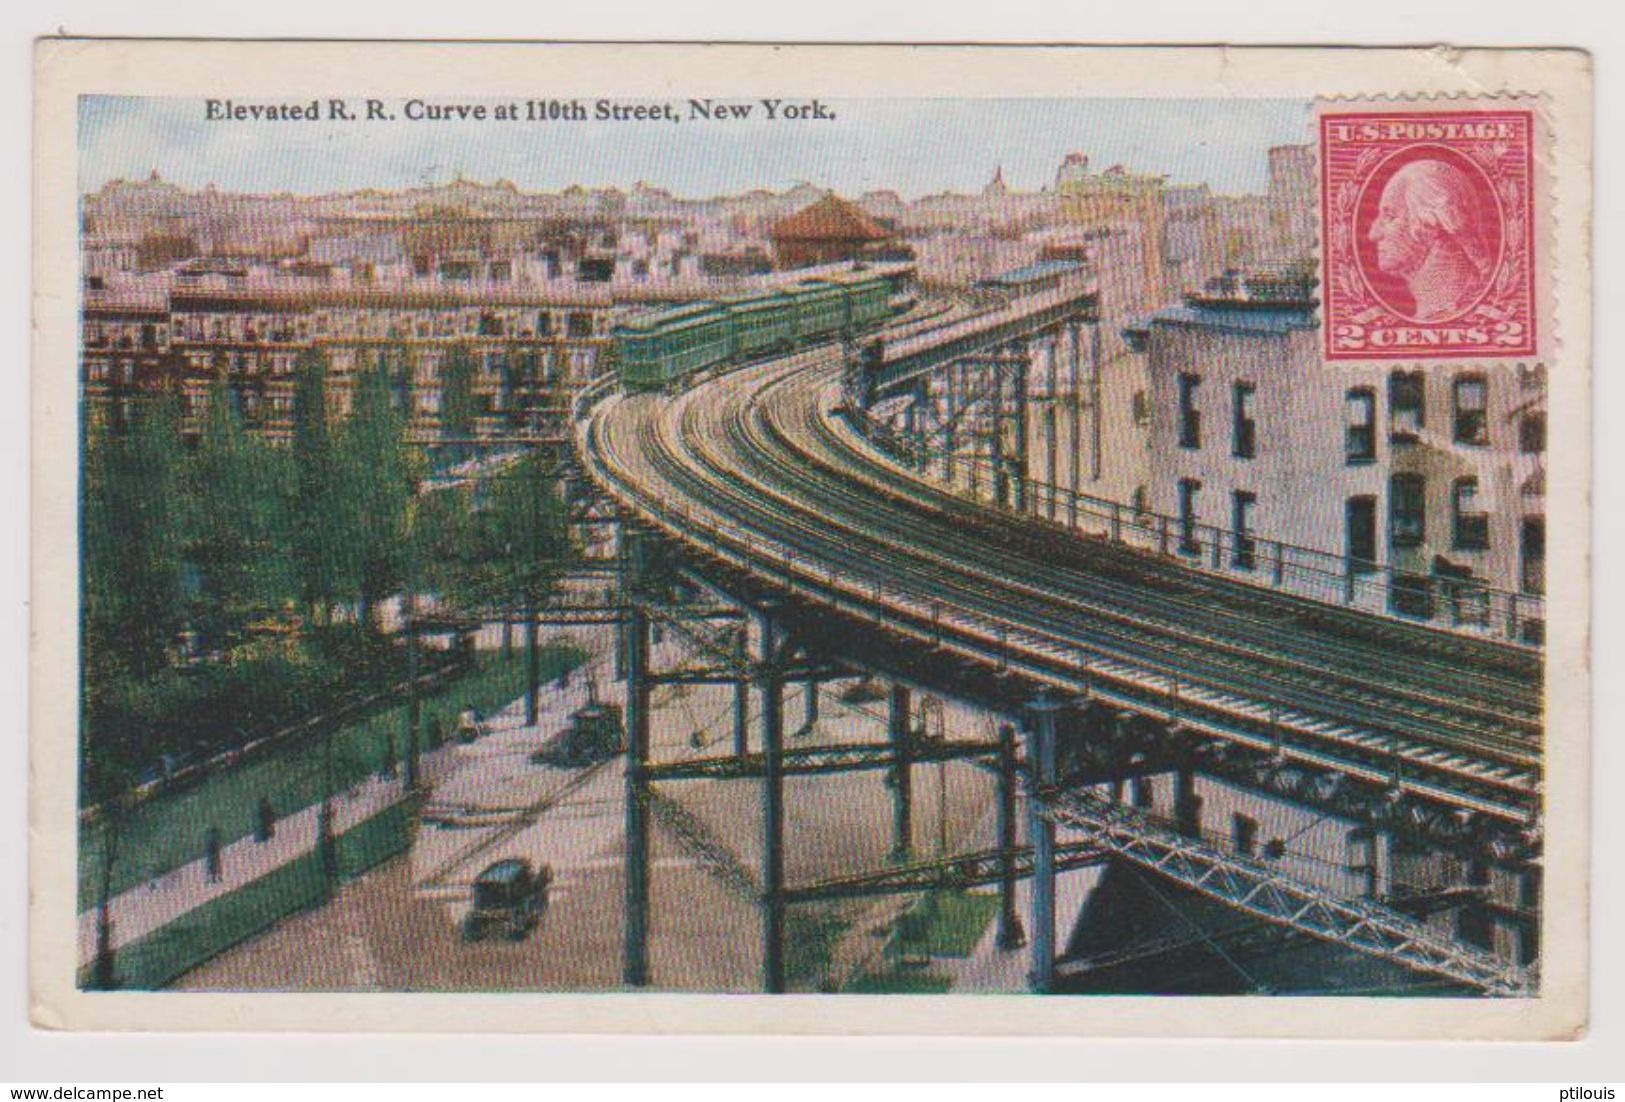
[946,856,1104,992]
[75,626,597,972]
[76,767,406,968]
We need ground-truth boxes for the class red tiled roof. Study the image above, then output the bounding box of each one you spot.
[770,194,889,243]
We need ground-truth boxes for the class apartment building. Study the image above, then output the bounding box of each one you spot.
[1127,273,1544,641]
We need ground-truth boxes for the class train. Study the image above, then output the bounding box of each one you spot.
[614,265,915,392]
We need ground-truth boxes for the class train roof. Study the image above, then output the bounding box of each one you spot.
[974,259,1086,291]
[788,279,847,298]
[717,290,796,311]
[614,300,726,335]
[799,268,895,288]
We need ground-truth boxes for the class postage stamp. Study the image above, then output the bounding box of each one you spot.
[29,42,1591,1038]
[1319,106,1540,360]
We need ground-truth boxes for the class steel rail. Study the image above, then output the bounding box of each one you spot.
[740,369,1539,744]
[661,362,1538,762]
[580,391,1536,820]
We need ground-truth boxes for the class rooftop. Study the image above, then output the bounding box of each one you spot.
[1126,298,1316,345]
[769,193,890,243]
[975,259,1087,289]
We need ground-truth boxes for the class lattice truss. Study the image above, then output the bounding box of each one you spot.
[1042,787,1534,997]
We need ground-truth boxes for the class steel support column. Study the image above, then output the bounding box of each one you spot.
[733,626,750,758]
[989,356,1008,508]
[1068,322,1081,523]
[1517,863,1541,966]
[1007,342,1020,516]
[759,606,786,993]
[622,600,652,987]
[889,683,914,861]
[912,377,930,470]
[1174,761,1201,839]
[1089,321,1103,483]
[997,722,1026,949]
[1363,822,1391,900]
[803,679,820,731]
[1028,693,1061,992]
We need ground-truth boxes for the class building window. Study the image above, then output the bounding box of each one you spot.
[1520,411,1546,454]
[536,311,553,338]
[567,312,594,339]
[1177,373,1201,449]
[1439,560,1490,627]
[1521,516,1545,596]
[478,312,503,337]
[1389,473,1426,549]
[1233,813,1259,858]
[1131,389,1149,428]
[1232,490,1256,570]
[1452,477,1490,551]
[1453,375,1488,446]
[1345,387,1377,464]
[1132,776,1155,809]
[1232,382,1256,458]
[1177,478,1201,555]
[1347,495,1377,574]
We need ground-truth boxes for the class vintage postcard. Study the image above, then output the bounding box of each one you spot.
[30,42,1591,1037]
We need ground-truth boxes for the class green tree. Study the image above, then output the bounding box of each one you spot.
[81,395,187,688]
[440,344,476,447]
[334,352,418,634]
[483,453,572,723]
[184,374,294,653]
[80,396,188,988]
[291,347,341,626]
[413,484,480,605]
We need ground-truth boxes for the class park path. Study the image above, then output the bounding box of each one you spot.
[75,767,407,968]
[75,621,611,973]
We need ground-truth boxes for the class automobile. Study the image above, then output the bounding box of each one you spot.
[463,858,551,942]
[455,705,487,744]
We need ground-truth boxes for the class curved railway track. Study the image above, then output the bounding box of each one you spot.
[581,343,1544,822]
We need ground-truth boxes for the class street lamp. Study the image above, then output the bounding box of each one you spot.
[403,492,421,793]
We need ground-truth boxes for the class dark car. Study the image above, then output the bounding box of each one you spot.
[463,858,551,941]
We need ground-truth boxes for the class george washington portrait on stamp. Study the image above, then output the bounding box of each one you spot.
[1320,108,1538,360]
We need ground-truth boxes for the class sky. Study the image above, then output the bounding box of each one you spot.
[79,95,1312,200]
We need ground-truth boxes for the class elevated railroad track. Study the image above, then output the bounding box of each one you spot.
[580,348,1542,826]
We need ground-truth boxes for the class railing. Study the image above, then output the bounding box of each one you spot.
[570,371,618,423]
[850,409,1544,648]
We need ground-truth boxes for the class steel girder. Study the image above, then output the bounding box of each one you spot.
[644,737,1002,782]
[1042,787,1533,997]
[644,788,759,901]
[782,841,1108,904]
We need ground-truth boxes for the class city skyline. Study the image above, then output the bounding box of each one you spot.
[80,95,1312,200]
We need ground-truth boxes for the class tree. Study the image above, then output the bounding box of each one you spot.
[81,395,187,687]
[79,396,188,988]
[184,372,293,654]
[291,347,342,626]
[333,351,418,634]
[440,344,477,448]
[482,453,572,723]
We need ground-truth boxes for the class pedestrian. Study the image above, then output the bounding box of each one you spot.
[255,795,275,842]
[204,826,223,883]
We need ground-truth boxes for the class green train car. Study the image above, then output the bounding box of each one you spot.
[723,292,798,357]
[616,268,909,393]
[616,302,734,392]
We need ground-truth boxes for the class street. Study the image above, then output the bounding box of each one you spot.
[178,621,1001,992]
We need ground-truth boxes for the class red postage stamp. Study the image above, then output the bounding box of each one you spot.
[1319,108,1537,360]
